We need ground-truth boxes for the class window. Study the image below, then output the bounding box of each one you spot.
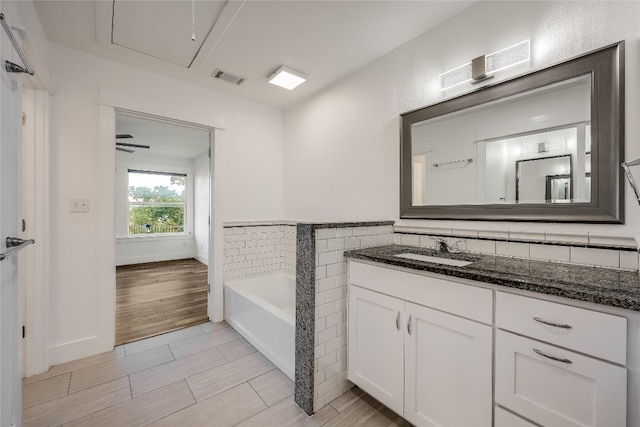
[128,170,186,235]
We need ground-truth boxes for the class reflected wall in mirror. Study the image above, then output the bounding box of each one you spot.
[546,174,571,203]
[516,154,572,203]
[401,41,624,223]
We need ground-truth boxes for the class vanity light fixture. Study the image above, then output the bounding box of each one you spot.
[268,66,307,90]
[521,139,565,155]
[440,39,530,90]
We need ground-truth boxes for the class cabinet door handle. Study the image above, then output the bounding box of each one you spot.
[533,348,573,364]
[532,316,573,329]
[407,315,412,335]
[396,311,400,331]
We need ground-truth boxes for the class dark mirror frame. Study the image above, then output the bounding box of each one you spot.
[400,41,624,223]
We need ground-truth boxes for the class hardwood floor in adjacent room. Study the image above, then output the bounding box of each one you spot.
[116,258,209,345]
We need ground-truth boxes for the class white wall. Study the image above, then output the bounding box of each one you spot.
[283,1,640,240]
[194,153,210,265]
[115,236,196,266]
[47,42,284,364]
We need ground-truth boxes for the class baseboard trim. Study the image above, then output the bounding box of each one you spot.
[49,335,112,366]
[115,252,196,266]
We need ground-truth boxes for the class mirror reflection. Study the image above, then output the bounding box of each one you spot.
[516,154,572,203]
[411,75,591,207]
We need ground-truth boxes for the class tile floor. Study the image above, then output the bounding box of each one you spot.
[22,322,410,426]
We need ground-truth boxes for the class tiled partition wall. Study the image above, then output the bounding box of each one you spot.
[295,221,394,414]
[393,225,640,270]
[223,222,297,280]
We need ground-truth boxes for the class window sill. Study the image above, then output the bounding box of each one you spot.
[116,234,194,244]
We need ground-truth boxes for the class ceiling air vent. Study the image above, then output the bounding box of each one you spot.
[212,69,246,86]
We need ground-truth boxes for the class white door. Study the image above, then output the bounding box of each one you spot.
[495,330,626,427]
[404,302,492,427]
[21,88,49,378]
[1,21,25,426]
[207,133,213,320]
[347,285,404,415]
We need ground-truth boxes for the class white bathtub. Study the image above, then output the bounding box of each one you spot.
[224,271,295,380]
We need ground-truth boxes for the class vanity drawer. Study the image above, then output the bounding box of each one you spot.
[496,291,626,364]
[495,330,626,427]
[349,261,493,324]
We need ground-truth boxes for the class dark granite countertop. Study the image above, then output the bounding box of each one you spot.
[344,245,640,312]
[298,220,394,229]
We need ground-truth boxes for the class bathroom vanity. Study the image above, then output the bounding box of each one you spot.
[345,245,640,427]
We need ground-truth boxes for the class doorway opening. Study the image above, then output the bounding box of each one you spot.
[114,111,212,345]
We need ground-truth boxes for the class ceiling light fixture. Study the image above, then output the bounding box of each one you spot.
[521,139,565,155]
[440,40,530,90]
[268,66,307,90]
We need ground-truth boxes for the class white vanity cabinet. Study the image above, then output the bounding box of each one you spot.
[495,292,627,427]
[347,260,631,427]
[347,261,493,427]
[494,407,538,427]
[347,285,404,415]
[404,301,492,427]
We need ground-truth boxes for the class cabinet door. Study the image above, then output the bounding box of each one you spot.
[404,302,492,427]
[495,330,626,427]
[348,285,405,415]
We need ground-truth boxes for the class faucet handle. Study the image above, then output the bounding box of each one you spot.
[449,240,465,253]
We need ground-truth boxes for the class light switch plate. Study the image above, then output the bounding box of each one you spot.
[69,198,90,213]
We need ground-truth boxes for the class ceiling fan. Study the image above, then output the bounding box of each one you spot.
[115,134,150,153]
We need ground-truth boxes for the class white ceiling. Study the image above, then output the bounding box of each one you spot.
[32,0,476,109]
[111,1,228,68]
[115,113,210,160]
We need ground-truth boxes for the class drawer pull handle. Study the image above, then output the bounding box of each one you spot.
[533,317,573,329]
[533,348,573,364]
[396,311,400,331]
[407,315,412,335]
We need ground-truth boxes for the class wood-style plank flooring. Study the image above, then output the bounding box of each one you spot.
[116,258,209,345]
[22,322,410,426]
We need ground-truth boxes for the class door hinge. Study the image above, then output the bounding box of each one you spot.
[207,283,211,293]
[22,326,25,338]
[22,112,26,125]
[22,219,26,232]
[208,147,211,158]
[208,216,210,226]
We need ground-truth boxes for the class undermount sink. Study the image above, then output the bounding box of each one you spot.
[394,253,473,267]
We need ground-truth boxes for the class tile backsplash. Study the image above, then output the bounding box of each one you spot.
[223,223,296,279]
[224,223,638,280]
[394,230,639,271]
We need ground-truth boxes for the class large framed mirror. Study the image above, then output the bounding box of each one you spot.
[400,41,624,223]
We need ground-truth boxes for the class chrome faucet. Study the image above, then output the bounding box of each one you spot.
[432,237,451,253]
[431,237,463,254]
